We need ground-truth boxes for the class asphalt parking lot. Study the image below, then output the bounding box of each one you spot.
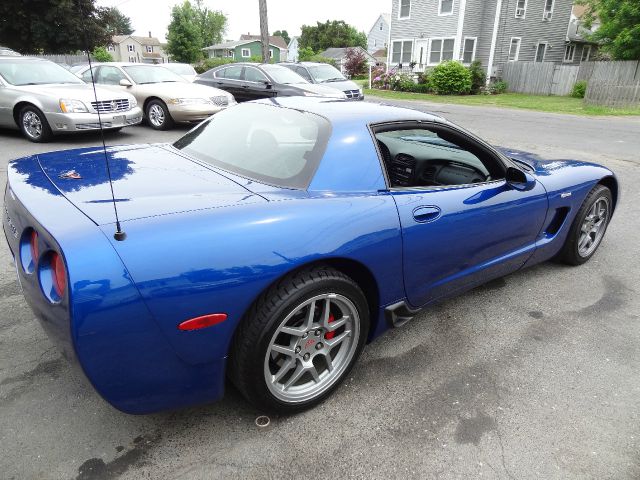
[1,103,639,480]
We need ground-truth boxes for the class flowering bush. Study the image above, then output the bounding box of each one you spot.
[429,61,472,95]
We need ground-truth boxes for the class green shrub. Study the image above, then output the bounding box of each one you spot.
[571,80,587,98]
[489,80,508,94]
[396,74,416,92]
[92,46,113,63]
[468,60,486,94]
[308,55,338,68]
[429,61,472,95]
[194,57,234,74]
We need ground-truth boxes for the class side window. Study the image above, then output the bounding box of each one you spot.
[296,67,312,82]
[244,67,268,83]
[374,127,505,188]
[96,66,126,85]
[81,68,96,83]
[221,65,243,80]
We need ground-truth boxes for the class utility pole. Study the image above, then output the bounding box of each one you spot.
[259,0,269,63]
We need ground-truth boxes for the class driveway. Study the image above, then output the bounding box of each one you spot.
[0,104,639,480]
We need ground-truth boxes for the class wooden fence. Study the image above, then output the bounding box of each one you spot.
[503,60,640,107]
[31,54,90,66]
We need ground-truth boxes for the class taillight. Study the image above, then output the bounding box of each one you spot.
[51,252,66,298]
[30,230,39,265]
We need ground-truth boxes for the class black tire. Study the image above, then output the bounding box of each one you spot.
[145,99,174,130]
[229,266,369,413]
[18,105,53,143]
[556,184,612,265]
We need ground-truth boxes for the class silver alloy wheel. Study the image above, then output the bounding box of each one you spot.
[148,104,165,127]
[22,111,43,139]
[264,293,360,403]
[578,196,610,258]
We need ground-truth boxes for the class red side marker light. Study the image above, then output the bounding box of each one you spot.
[30,230,39,265]
[51,252,66,298]
[179,313,227,331]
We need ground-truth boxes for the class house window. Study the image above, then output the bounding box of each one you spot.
[399,0,410,19]
[581,45,592,62]
[508,37,521,61]
[146,46,153,53]
[380,22,384,31]
[107,45,114,52]
[391,40,413,64]
[241,48,251,58]
[127,44,135,52]
[564,44,575,62]
[429,38,455,64]
[462,37,476,64]
[439,0,454,15]
[515,0,527,18]
[535,42,547,62]
[543,0,554,20]
[269,49,274,58]
[128,56,136,63]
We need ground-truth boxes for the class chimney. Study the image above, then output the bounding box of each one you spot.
[149,31,152,38]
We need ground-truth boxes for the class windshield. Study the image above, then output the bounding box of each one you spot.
[123,65,186,84]
[163,63,196,76]
[173,103,331,189]
[308,65,345,83]
[0,60,84,86]
[261,65,308,84]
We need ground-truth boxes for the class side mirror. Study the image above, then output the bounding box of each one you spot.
[263,80,273,89]
[119,79,133,87]
[506,166,536,191]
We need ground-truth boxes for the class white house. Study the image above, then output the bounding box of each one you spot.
[367,13,391,54]
[108,33,169,64]
[288,37,300,62]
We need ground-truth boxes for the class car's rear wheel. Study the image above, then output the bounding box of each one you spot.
[230,266,369,413]
[19,105,53,143]
[146,99,174,130]
[557,184,612,265]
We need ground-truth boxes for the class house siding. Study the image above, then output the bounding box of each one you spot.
[389,0,575,78]
[367,14,391,53]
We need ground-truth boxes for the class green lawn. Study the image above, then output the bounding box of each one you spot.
[363,89,640,116]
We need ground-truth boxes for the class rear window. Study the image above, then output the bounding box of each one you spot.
[173,103,331,189]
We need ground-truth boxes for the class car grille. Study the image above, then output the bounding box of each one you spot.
[344,89,361,99]
[211,96,229,106]
[91,99,130,113]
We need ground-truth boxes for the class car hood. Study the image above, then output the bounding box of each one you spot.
[36,144,264,225]
[293,83,347,99]
[132,81,230,99]
[12,83,134,103]
[315,79,361,92]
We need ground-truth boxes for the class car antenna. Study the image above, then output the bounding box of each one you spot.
[79,3,126,241]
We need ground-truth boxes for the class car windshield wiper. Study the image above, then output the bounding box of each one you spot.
[322,77,345,83]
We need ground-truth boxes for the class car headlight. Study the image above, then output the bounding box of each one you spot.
[129,97,137,108]
[358,88,363,95]
[59,99,88,113]
[167,98,212,105]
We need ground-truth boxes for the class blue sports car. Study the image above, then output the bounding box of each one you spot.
[3,98,617,414]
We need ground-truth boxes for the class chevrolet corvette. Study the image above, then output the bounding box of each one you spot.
[3,98,617,414]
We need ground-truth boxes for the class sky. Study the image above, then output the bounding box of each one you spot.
[98,0,391,43]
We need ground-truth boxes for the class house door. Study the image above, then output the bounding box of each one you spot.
[414,40,429,70]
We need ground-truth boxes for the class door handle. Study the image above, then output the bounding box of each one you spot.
[242,85,249,88]
[412,206,441,223]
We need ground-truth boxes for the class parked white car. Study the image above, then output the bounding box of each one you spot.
[0,57,142,142]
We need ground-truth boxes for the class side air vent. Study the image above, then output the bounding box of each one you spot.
[421,166,437,183]
[545,207,570,236]
[389,154,416,187]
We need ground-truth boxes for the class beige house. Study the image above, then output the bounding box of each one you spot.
[108,33,169,64]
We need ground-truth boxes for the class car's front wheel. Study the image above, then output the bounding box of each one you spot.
[557,184,612,265]
[230,266,369,413]
[145,99,174,130]
[19,105,53,143]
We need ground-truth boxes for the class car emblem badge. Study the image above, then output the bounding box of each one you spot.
[111,100,118,111]
[59,170,82,180]
[304,339,315,348]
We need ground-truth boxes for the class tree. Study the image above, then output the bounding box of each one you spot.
[194,0,226,47]
[298,46,315,61]
[273,30,290,45]
[101,7,134,36]
[0,0,112,53]
[578,0,640,60]
[299,20,367,52]
[92,46,113,62]
[343,47,367,77]
[166,1,203,63]
[258,0,269,62]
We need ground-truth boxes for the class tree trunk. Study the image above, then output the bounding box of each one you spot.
[258,0,269,62]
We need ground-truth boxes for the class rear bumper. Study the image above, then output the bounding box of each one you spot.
[45,107,143,132]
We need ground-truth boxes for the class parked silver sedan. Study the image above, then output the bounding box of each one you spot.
[76,63,235,130]
[0,57,142,142]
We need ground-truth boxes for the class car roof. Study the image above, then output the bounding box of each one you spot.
[252,96,442,125]
[280,62,330,68]
[0,56,50,62]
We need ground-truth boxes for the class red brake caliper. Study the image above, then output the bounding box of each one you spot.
[325,314,336,340]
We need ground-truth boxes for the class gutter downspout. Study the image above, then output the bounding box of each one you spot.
[487,0,503,84]
[454,0,468,61]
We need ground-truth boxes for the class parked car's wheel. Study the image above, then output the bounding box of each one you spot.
[145,99,174,130]
[230,266,369,413]
[557,184,612,265]
[19,105,53,143]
